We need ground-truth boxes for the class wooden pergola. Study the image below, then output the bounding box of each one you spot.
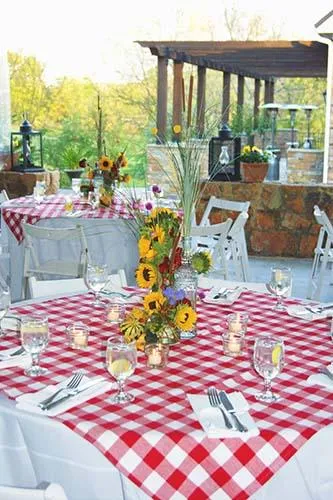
[137,40,328,138]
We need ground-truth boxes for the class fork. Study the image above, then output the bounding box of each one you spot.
[0,346,25,359]
[38,371,84,409]
[207,387,234,429]
[318,366,333,382]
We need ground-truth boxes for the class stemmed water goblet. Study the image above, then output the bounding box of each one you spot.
[71,178,81,199]
[20,314,49,377]
[105,335,137,404]
[253,335,284,403]
[85,263,108,306]
[0,285,11,337]
[267,266,292,310]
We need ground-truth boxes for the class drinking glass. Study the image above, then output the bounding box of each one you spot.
[268,266,292,310]
[85,263,108,306]
[21,314,49,377]
[33,181,45,204]
[0,285,11,337]
[71,178,81,198]
[106,336,137,404]
[253,335,284,403]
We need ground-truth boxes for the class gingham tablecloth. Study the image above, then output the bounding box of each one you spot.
[1,291,333,499]
[2,195,130,243]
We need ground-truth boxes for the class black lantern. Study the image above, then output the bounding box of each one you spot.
[208,124,241,181]
[10,118,44,172]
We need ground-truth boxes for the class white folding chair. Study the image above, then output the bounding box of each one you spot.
[191,219,233,278]
[22,223,89,300]
[0,482,68,500]
[307,205,333,301]
[198,196,250,227]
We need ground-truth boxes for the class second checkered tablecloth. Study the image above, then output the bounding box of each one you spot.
[0,291,332,499]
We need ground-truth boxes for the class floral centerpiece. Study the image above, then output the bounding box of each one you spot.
[239,145,271,183]
[120,206,211,348]
[97,152,131,206]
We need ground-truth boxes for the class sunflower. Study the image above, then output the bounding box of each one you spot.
[152,224,165,245]
[151,127,158,136]
[143,291,165,315]
[123,174,131,183]
[136,263,157,288]
[138,237,156,260]
[242,145,251,154]
[175,304,197,331]
[99,155,113,171]
[173,124,182,134]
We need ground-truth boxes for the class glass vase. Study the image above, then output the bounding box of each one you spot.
[174,236,198,340]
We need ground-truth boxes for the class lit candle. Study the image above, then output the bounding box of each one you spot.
[227,333,241,354]
[107,307,120,323]
[275,270,283,281]
[73,330,88,348]
[229,313,242,333]
[148,346,162,366]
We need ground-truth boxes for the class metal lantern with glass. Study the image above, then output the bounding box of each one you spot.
[208,124,241,181]
[10,116,44,173]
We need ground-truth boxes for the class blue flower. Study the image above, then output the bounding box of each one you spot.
[163,287,185,305]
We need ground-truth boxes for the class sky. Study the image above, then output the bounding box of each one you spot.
[1,0,332,84]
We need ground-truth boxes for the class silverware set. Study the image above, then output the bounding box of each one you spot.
[318,366,333,381]
[207,387,248,433]
[38,371,84,410]
[304,303,333,314]
[213,286,244,300]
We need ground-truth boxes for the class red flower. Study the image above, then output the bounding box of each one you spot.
[159,256,170,274]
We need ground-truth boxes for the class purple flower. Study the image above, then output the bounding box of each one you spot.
[145,201,153,211]
[198,290,206,300]
[152,184,162,194]
[163,287,185,305]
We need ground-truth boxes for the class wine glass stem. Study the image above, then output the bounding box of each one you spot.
[264,377,272,396]
[117,379,126,399]
[31,352,41,369]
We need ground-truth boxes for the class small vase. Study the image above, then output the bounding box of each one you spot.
[157,325,179,345]
[174,236,198,340]
[240,162,268,183]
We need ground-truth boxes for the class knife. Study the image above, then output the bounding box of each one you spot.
[42,378,105,411]
[219,391,248,433]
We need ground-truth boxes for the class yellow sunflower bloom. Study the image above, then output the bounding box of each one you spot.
[242,145,251,154]
[136,263,157,288]
[252,146,262,154]
[99,155,113,171]
[175,304,197,331]
[135,333,146,351]
[123,174,131,183]
[173,124,182,134]
[149,207,173,219]
[131,308,146,320]
[151,127,158,136]
[138,237,156,260]
[152,225,165,244]
[143,291,166,315]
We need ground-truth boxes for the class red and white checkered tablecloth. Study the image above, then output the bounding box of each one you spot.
[2,195,130,243]
[1,291,333,499]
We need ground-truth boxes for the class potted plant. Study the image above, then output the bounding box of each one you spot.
[239,145,271,183]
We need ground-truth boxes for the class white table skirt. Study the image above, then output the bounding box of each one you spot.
[0,390,333,500]
[3,216,139,302]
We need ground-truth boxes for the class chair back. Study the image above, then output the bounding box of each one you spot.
[0,190,9,204]
[22,223,89,299]
[0,482,68,500]
[199,196,250,227]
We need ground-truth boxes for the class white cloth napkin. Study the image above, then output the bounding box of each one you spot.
[65,210,85,218]
[187,391,259,439]
[307,363,333,390]
[202,287,243,306]
[101,284,141,304]
[287,304,332,321]
[16,375,112,417]
[0,347,30,370]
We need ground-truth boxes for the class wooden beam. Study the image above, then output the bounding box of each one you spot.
[254,78,261,129]
[196,66,206,136]
[222,71,231,124]
[173,61,184,140]
[157,56,168,142]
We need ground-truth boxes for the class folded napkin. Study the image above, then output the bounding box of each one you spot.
[202,287,243,306]
[16,375,112,417]
[187,391,259,439]
[1,315,21,333]
[65,210,85,218]
[101,284,141,304]
[287,304,330,321]
[0,346,30,370]
[307,363,333,390]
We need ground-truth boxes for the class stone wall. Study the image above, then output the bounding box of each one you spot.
[197,181,333,258]
[0,171,59,198]
[287,148,324,183]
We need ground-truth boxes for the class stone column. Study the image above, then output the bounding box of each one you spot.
[156,56,168,142]
[196,66,206,136]
[222,72,231,124]
[172,61,183,139]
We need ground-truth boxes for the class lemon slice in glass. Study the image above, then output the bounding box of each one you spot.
[110,358,132,377]
[272,345,282,366]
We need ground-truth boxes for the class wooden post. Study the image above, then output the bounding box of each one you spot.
[264,80,271,104]
[254,79,261,129]
[222,72,231,124]
[173,61,184,140]
[196,66,206,136]
[157,56,168,142]
[237,75,245,131]
[187,73,194,128]
[269,80,275,103]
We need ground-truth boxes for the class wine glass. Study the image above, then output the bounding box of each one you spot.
[85,263,108,306]
[106,336,137,404]
[267,266,292,310]
[21,314,49,377]
[72,178,81,198]
[0,285,11,337]
[253,335,284,403]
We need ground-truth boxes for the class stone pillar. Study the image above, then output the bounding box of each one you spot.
[254,79,261,129]
[172,61,183,139]
[156,56,168,141]
[222,72,231,124]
